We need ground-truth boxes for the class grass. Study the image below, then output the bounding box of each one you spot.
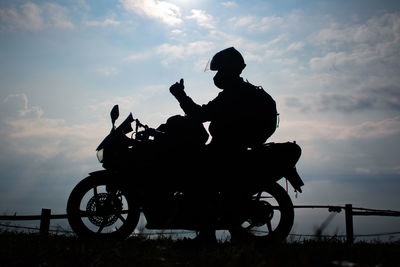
[0,231,399,267]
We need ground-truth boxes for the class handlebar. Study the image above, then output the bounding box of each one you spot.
[134,118,148,132]
[133,118,163,141]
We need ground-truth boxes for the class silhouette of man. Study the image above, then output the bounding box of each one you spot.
[169,47,278,242]
[170,47,277,151]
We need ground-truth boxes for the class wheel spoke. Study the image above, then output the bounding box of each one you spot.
[118,214,126,223]
[93,186,98,197]
[93,186,101,208]
[97,217,108,234]
[79,210,98,217]
[97,225,105,234]
[266,219,273,233]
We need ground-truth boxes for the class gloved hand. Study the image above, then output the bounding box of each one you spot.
[169,79,186,99]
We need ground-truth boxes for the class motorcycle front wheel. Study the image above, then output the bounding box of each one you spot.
[230,182,294,243]
[67,174,140,240]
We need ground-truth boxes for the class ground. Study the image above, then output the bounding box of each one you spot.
[0,232,399,266]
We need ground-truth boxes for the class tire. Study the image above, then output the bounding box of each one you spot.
[230,182,294,244]
[67,174,140,240]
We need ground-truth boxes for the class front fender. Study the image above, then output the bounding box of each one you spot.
[88,170,128,189]
[89,169,111,177]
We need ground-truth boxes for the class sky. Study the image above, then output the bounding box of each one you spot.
[1,0,400,239]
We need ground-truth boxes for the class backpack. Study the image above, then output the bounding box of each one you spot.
[243,83,278,146]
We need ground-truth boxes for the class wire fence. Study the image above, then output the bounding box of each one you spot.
[0,204,399,243]
[1,222,400,242]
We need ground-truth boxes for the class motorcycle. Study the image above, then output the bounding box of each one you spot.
[67,105,304,242]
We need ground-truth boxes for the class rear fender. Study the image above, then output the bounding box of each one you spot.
[262,142,304,192]
[284,168,304,193]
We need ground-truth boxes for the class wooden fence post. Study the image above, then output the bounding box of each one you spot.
[345,204,354,244]
[40,208,51,236]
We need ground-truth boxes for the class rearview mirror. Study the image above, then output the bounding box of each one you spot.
[110,105,119,126]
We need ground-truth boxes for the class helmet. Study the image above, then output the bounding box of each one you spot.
[210,47,246,73]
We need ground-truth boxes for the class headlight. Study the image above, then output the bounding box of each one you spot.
[96,149,104,163]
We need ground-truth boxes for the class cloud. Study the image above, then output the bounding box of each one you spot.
[315,93,374,113]
[156,43,185,59]
[185,41,215,56]
[278,116,400,142]
[124,41,215,67]
[283,93,374,113]
[269,11,400,115]
[309,47,387,73]
[221,1,237,7]
[95,67,119,77]
[344,116,400,139]
[120,0,182,26]
[170,28,183,35]
[231,15,283,32]
[156,41,215,66]
[123,51,153,62]
[0,2,44,31]
[309,12,400,73]
[310,12,400,46]
[85,18,120,27]
[231,15,254,28]
[1,94,102,160]
[287,41,304,51]
[284,85,400,114]
[0,2,74,31]
[186,9,214,29]
[44,2,74,30]
[2,94,43,119]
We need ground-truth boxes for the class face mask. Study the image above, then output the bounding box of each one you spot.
[213,71,234,89]
[213,73,225,89]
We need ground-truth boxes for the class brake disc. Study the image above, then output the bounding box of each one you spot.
[86,193,119,227]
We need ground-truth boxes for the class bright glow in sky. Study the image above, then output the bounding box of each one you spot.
[1,0,400,238]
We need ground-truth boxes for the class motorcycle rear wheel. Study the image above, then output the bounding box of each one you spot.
[67,174,140,240]
[230,182,294,243]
